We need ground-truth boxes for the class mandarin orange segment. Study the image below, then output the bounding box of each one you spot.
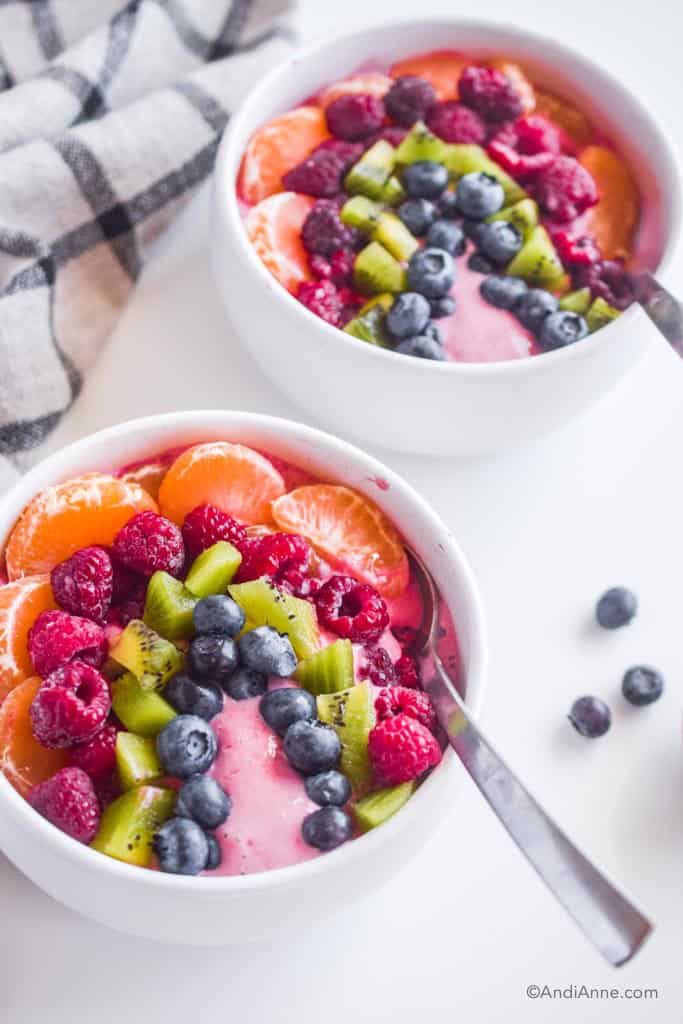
[4,474,157,581]
[580,145,640,261]
[272,484,409,599]
[246,192,315,293]
[0,676,69,796]
[0,575,56,705]
[237,105,330,205]
[389,51,466,101]
[158,442,286,527]
[319,73,393,107]
[489,60,536,112]
[534,89,592,147]
[119,461,170,501]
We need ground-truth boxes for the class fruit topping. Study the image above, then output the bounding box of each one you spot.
[301,805,353,850]
[205,834,222,870]
[354,241,407,295]
[185,542,243,599]
[115,731,162,790]
[317,682,375,792]
[389,51,466,101]
[426,100,486,143]
[359,645,395,687]
[29,662,111,749]
[407,247,455,298]
[595,587,637,629]
[228,577,319,659]
[385,75,437,126]
[487,197,539,238]
[112,511,184,578]
[326,93,385,141]
[386,292,431,339]
[295,638,354,696]
[70,722,118,778]
[401,159,449,200]
[586,297,621,332]
[302,198,359,257]
[153,816,211,875]
[395,121,450,165]
[368,713,441,785]
[143,572,197,641]
[192,594,244,638]
[513,288,558,332]
[568,696,611,738]
[259,686,317,737]
[579,145,640,260]
[297,279,345,326]
[239,625,297,678]
[0,576,57,704]
[28,609,107,678]
[182,504,247,560]
[537,310,589,351]
[425,219,466,256]
[176,775,231,830]
[372,211,419,261]
[0,676,69,795]
[393,652,420,689]
[238,105,330,205]
[480,274,528,310]
[455,171,505,219]
[458,65,523,122]
[551,230,600,267]
[51,546,113,623]
[505,225,565,289]
[319,72,393,108]
[345,140,396,200]
[156,714,217,778]
[110,619,183,691]
[467,252,494,275]
[304,769,352,807]
[395,335,445,360]
[343,294,392,346]
[315,575,388,644]
[397,197,438,236]
[375,686,436,732]
[245,191,315,293]
[534,155,598,222]
[444,144,526,204]
[165,673,224,720]
[429,295,456,319]
[189,633,238,684]
[477,220,523,264]
[111,671,176,736]
[622,666,664,707]
[283,718,341,774]
[559,287,592,315]
[235,531,309,583]
[92,785,175,866]
[574,260,634,311]
[224,666,268,701]
[28,766,100,843]
[352,780,415,832]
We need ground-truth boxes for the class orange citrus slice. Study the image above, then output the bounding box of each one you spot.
[580,145,640,261]
[5,473,157,581]
[119,461,170,502]
[237,105,330,205]
[0,676,69,796]
[272,484,409,598]
[319,73,393,107]
[246,191,315,293]
[489,59,536,113]
[158,443,286,527]
[534,89,592,147]
[390,51,466,101]
[0,575,56,705]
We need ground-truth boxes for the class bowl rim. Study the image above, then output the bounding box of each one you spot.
[0,410,487,893]
[214,15,682,375]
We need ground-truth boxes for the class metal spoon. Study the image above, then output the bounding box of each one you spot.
[407,547,653,967]
[633,272,683,358]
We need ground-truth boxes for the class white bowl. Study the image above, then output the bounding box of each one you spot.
[0,411,486,945]
[211,18,681,456]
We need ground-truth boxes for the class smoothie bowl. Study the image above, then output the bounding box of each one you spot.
[0,411,486,944]
[212,20,680,455]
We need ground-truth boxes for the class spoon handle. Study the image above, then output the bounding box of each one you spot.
[635,272,683,357]
[426,657,653,966]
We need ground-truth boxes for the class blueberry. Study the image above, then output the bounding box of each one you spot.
[283,719,341,774]
[455,172,505,219]
[596,587,637,629]
[301,806,353,850]
[467,252,494,274]
[538,311,589,351]
[477,221,523,264]
[397,198,438,236]
[514,288,558,332]
[424,321,443,343]
[205,833,222,871]
[437,190,460,219]
[192,594,245,637]
[429,296,456,318]
[225,665,268,700]
[407,247,455,298]
[401,160,449,200]
[395,334,445,360]
[238,625,297,677]
[463,218,487,244]
[426,219,466,257]
[622,666,664,707]
[176,775,232,829]
[259,686,317,737]
[385,292,431,339]
[568,696,611,738]
[156,714,218,777]
[153,817,209,875]
[480,275,528,310]
[305,770,352,807]
[190,634,238,682]
[164,673,224,721]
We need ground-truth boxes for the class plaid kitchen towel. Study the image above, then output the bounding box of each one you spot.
[0,0,295,492]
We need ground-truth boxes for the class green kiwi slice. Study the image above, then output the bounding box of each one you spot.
[353,242,407,295]
[394,121,450,165]
[505,225,566,289]
[116,732,163,791]
[586,296,621,332]
[341,195,383,233]
[379,174,406,205]
[373,212,419,261]
[317,682,375,793]
[352,781,416,832]
[91,785,175,866]
[228,578,319,660]
[110,619,184,691]
[344,140,395,199]
[443,144,527,204]
[295,639,354,696]
[185,541,242,598]
[487,197,538,240]
[559,287,592,315]
[111,672,177,736]
[343,294,393,347]
[143,572,197,641]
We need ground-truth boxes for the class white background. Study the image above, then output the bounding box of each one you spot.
[2,0,683,1020]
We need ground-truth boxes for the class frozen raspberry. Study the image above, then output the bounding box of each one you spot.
[28,609,107,678]
[107,576,147,627]
[368,713,442,785]
[182,503,248,559]
[283,147,350,198]
[573,259,635,310]
[112,510,184,577]
[276,567,321,599]
[551,230,601,267]
[51,546,113,624]
[514,115,562,156]
[458,65,523,122]
[28,766,100,843]
[301,199,358,258]
[394,652,420,689]
[110,555,142,604]
[427,101,486,143]
[93,771,121,810]
[326,93,385,141]
[487,139,554,182]
[309,253,332,279]
[391,625,417,649]
[315,575,389,644]
[329,248,355,285]
[364,125,408,150]
[235,532,310,583]
[69,722,118,778]
[385,75,437,127]
[534,155,598,222]
[359,645,395,687]
[297,279,344,327]
[30,661,111,749]
[314,138,364,172]
[375,686,436,732]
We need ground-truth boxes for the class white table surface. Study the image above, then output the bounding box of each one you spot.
[3,1,683,1020]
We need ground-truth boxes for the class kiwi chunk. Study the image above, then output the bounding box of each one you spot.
[112,672,177,736]
[317,682,375,793]
[344,294,393,347]
[344,140,395,199]
[110,619,184,691]
[505,225,565,289]
[353,242,407,295]
[559,287,592,315]
[373,212,419,261]
[340,195,384,233]
[185,541,242,598]
[228,578,319,660]
[487,198,538,240]
[379,175,406,206]
[586,296,621,332]
[91,785,175,867]
[443,144,527,204]
[352,781,416,832]
[143,572,197,641]
[295,639,354,696]
[116,732,163,791]
[394,121,450,165]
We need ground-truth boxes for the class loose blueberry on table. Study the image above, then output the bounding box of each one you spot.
[0,442,443,876]
[238,51,641,362]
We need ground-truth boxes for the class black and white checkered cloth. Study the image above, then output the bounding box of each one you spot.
[0,0,295,491]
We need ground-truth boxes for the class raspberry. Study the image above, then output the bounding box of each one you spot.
[282,147,350,198]
[30,661,111,749]
[534,155,598,222]
[276,567,321,598]
[182,503,248,560]
[112,510,185,577]
[107,577,147,627]
[368,713,441,785]
[375,686,436,731]
[394,652,420,689]
[391,625,417,649]
[364,126,408,149]
[28,609,107,677]
[385,75,437,127]
[28,766,101,843]
[426,101,486,144]
[315,575,389,644]
[110,555,143,604]
[573,259,635,310]
[301,199,358,257]
[235,532,310,583]
[326,93,385,141]
[94,771,121,810]
[309,253,332,280]
[297,279,344,327]
[314,138,364,172]
[458,65,523,122]
[551,229,601,267]
[359,645,395,686]
[69,721,118,777]
[514,115,562,156]
[329,248,354,285]
[487,139,554,182]
[50,546,113,623]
